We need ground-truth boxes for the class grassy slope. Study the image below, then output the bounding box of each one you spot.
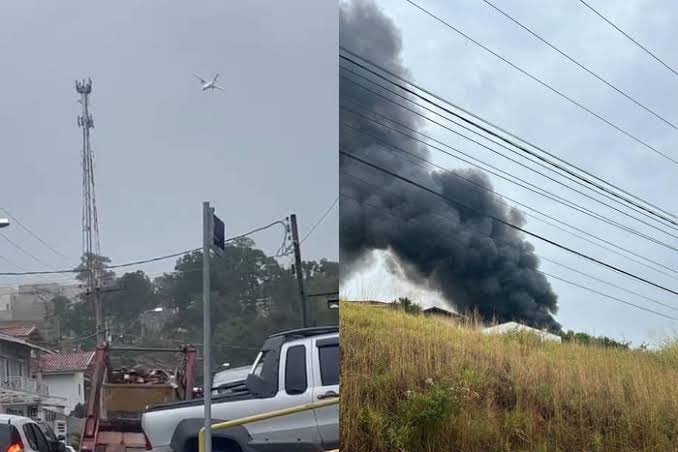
[340,302,678,452]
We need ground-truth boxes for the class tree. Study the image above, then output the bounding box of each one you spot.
[393,297,421,315]
[153,239,337,368]
[106,271,159,332]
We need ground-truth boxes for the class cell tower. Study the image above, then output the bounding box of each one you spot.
[76,78,104,344]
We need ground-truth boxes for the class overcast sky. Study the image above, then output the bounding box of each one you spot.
[0,1,338,290]
[341,0,678,346]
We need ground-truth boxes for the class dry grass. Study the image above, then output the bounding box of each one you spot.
[340,302,678,452]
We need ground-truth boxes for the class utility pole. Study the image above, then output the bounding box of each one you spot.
[290,214,307,328]
[76,78,104,344]
[202,201,213,452]
[201,202,224,452]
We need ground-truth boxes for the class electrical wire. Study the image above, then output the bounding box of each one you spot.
[339,48,678,224]
[481,0,678,131]
[340,149,678,296]
[340,67,678,234]
[301,197,339,244]
[340,191,677,322]
[400,0,678,166]
[579,0,678,79]
[0,219,289,276]
[0,208,73,263]
[339,137,678,283]
[340,171,677,313]
[340,104,678,251]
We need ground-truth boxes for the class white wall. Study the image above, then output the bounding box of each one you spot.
[43,372,85,414]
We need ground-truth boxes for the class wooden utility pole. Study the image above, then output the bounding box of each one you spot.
[290,214,307,328]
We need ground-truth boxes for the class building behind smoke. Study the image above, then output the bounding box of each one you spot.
[482,322,562,343]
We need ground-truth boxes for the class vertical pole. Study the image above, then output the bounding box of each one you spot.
[95,287,103,344]
[290,214,307,328]
[202,202,212,452]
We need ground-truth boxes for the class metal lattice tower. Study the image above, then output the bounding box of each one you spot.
[76,78,103,343]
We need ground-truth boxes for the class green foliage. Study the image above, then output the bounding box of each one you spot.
[392,297,421,315]
[341,302,678,452]
[559,330,630,349]
[56,241,337,372]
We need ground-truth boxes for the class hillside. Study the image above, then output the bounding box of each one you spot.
[340,302,678,452]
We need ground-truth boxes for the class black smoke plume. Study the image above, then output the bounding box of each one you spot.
[339,0,560,331]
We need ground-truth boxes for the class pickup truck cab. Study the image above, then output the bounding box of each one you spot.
[142,326,339,452]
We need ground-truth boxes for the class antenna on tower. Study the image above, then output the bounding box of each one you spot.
[76,77,104,344]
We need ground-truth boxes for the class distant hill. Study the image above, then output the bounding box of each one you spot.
[340,302,678,452]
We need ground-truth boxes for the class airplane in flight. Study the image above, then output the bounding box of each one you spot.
[193,73,224,91]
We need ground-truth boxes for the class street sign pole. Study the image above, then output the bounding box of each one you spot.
[290,214,307,328]
[202,201,212,452]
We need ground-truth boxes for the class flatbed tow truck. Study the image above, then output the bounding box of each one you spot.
[79,344,197,452]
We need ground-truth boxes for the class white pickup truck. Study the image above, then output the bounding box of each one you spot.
[141,326,339,452]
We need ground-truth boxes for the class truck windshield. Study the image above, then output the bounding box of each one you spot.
[251,351,269,377]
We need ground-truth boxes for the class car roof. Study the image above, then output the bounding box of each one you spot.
[0,414,33,425]
[268,326,338,339]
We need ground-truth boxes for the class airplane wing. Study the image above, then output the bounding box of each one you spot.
[212,73,220,82]
[214,84,224,91]
[193,73,207,83]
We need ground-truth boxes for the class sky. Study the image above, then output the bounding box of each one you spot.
[0,1,338,291]
[340,0,678,346]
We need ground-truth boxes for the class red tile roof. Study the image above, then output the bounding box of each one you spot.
[0,325,36,338]
[39,351,95,373]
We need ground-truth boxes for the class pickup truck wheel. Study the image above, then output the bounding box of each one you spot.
[185,438,242,452]
[213,438,242,452]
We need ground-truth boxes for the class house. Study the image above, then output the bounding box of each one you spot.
[0,323,46,345]
[348,300,390,307]
[37,351,95,415]
[422,306,467,321]
[482,322,562,343]
[0,330,64,419]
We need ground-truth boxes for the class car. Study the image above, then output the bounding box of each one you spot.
[36,422,66,444]
[142,326,339,452]
[212,365,252,396]
[0,414,65,452]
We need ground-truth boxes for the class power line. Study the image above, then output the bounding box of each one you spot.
[339,48,678,225]
[341,76,678,244]
[579,0,678,79]
[339,149,678,296]
[340,170,678,311]
[401,0,678,165]
[301,197,339,244]
[481,0,678,131]
[0,231,60,270]
[339,132,678,284]
[340,103,678,252]
[340,67,678,235]
[340,191,677,322]
[539,256,677,313]
[0,208,73,263]
[0,219,289,276]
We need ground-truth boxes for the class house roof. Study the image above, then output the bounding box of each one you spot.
[349,300,389,306]
[483,322,562,342]
[0,331,54,353]
[39,351,95,373]
[0,325,36,338]
[423,306,465,318]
